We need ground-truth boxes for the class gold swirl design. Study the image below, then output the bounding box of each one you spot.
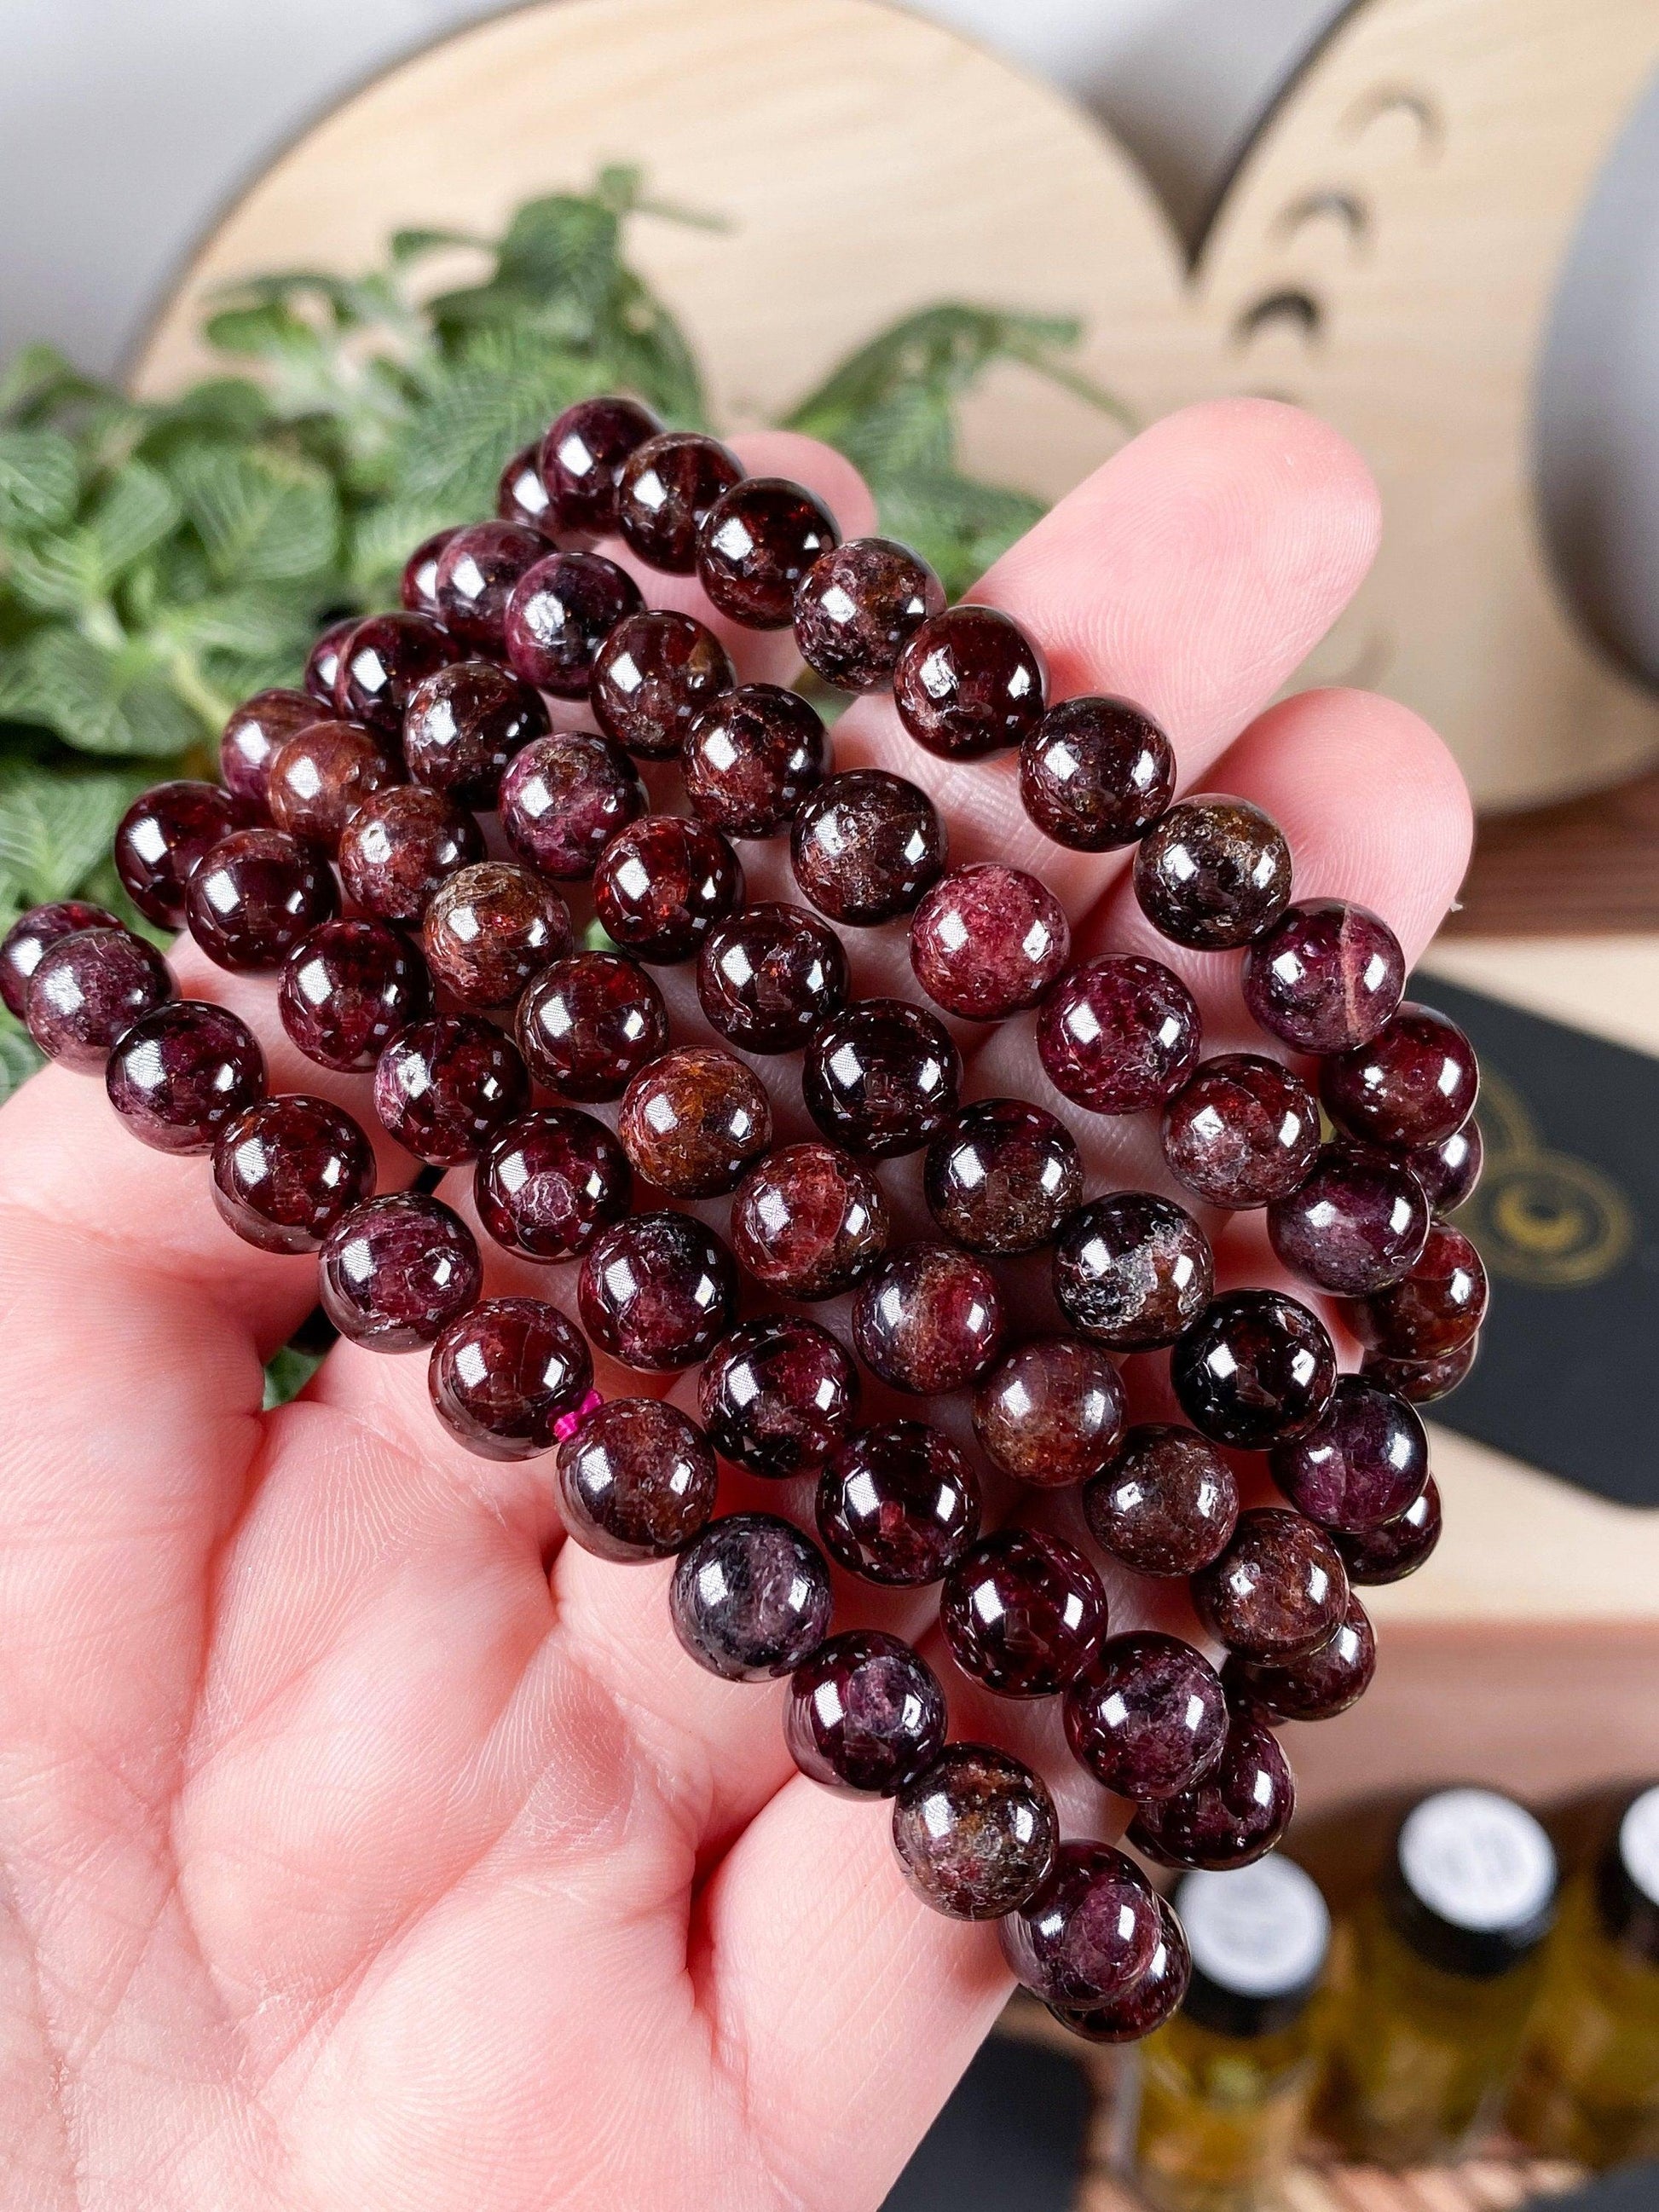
[1462,1070,1637,1289]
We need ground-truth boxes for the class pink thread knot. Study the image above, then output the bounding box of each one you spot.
[553,1388,605,1443]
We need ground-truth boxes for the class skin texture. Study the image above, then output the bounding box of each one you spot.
[0,407,1471,2212]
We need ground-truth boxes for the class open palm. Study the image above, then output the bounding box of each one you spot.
[0,401,1470,2212]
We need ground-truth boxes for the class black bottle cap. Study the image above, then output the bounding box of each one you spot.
[1386,1788,1558,1978]
[1596,1786,1659,1965]
[1174,1859,1331,2038]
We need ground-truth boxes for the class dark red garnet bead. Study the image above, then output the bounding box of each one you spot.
[593,815,744,964]
[278,917,430,1072]
[1083,1424,1240,1578]
[697,902,848,1054]
[616,430,744,572]
[1162,1054,1321,1210]
[578,1210,737,1372]
[219,688,318,812]
[1361,1337,1480,1404]
[973,1336,1126,1488]
[1020,696,1176,852]
[1321,1001,1480,1150]
[785,1631,947,1796]
[421,862,572,1010]
[338,784,484,923]
[318,1192,481,1351]
[790,769,946,927]
[1,900,120,1019]
[115,779,244,926]
[923,1098,1083,1256]
[211,1093,376,1255]
[590,609,735,760]
[617,1045,772,1198]
[697,476,840,628]
[498,731,645,881]
[1269,1375,1430,1534]
[400,526,461,619]
[185,828,338,973]
[1226,1593,1376,1724]
[815,1422,980,1586]
[303,616,356,707]
[1053,1900,1190,2044]
[1349,1221,1488,1359]
[474,1107,633,1262]
[496,441,557,535]
[429,1297,592,1461]
[1000,1841,1160,2008]
[698,1314,860,1478]
[105,1001,266,1154]
[1064,1635,1229,1803]
[892,1744,1057,1920]
[555,1399,718,1563]
[803,997,961,1158]
[516,951,668,1101]
[267,719,402,852]
[26,927,171,1071]
[433,520,546,652]
[373,1014,529,1165]
[335,612,456,733]
[941,1530,1108,1698]
[893,604,1046,759]
[1052,1192,1214,1350]
[1171,1290,1338,1448]
[1191,1506,1350,1664]
[540,395,660,534]
[1267,1144,1431,1297]
[669,1513,833,1682]
[1405,1119,1483,1213]
[683,684,827,838]
[793,536,945,690]
[402,660,550,809]
[730,1141,890,1301]
[1134,795,1293,950]
[910,863,1070,1020]
[505,550,644,699]
[1129,1714,1296,1872]
[1242,898,1406,1055]
[1037,956,1202,1115]
[853,1241,1004,1395]
[1334,1476,1442,1585]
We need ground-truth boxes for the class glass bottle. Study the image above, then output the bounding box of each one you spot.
[1317,1786,1557,2164]
[1509,1784,1659,2165]
[1133,1857,1331,2212]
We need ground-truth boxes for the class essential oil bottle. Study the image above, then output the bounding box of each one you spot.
[1133,1857,1331,2212]
[1508,1784,1659,2165]
[1317,1786,1558,2164]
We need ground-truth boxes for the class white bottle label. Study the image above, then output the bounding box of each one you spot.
[1398,1788,1555,1932]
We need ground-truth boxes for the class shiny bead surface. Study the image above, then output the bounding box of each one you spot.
[590,609,734,760]
[1064,1634,1229,1802]
[696,902,847,1054]
[474,1107,633,1262]
[618,1045,772,1199]
[219,688,317,812]
[556,1399,718,1562]
[593,815,744,964]
[790,769,945,926]
[335,611,455,733]
[1242,898,1406,1054]
[1267,1144,1431,1297]
[669,1513,832,1681]
[1161,1053,1321,1210]
[400,525,460,619]
[1129,1714,1296,1872]
[429,1297,592,1460]
[1348,1221,1488,1359]
[1133,795,1292,950]
[1000,1840,1161,2007]
[105,1001,265,1154]
[26,927,171,1071]
[496,440,557,534]
[421,861,571,1010]
[1406,1119,1483,1213]
[1051,1901,1190,2043]
[803,997,961,1158]
[793,536,945,690]
[941,1530,1108,1698]
[373,1014,529,1165]
[1052,1192,1213,1350]
[891,1744,1057,1920]
[498,731,645,881]
[973,1336,1126,1489]
[578,1210,737,1372]
[338,784,483,925]
[1083,1424,1239,1577]
[1361,1337,1480,1404]
[909,863,1070,1020]
[402,660,549,808]
[697,476,840,628]
[114,779,243,926]
[853,1240,1004,1395]
[278,917,430,1072]
[1037,956,1201,1115]
[504,551,643,698]
[516,950,668,1100]
[1190,1506,1350,1663]
[318,1192,481,1351]
[540,395,660,534]
[785,1632,946,1795]
[699,1314,859,1478]
[1321,1001,1480,1150]
[1020,696,1176,851]
[616,430,744,572]
[210,1093,375,1255]
[683,684,827,837]
[1269,1375,1429,1533]
[1333,1476,1442,1585]
[1225,1593,1376,1723]
[1171,1290,1338,1448]
[815,1422,980,1586]
[185,828,338,973]
[0,900,119,1019]
[893,604,1046,759]
[923,1098,1082,1256]
[303,616,356,706]
[730,1141,889,1301]
[267,719,400,852]
[433,520,546,652]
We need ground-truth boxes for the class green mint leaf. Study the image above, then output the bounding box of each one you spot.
[169,447,340,585]
[263,1341,325,1408]
[0,749,153,910]
[0,1010,43,1104]
[0,430,80,531]
[87,463,184,579]
[1,629,204,758]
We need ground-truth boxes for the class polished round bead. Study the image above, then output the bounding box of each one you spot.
[1333,1476,1442,1585]
[303,616,356,706]
[892,1744,1058,1920]
[1064,1634,1229,1802]
[1225,1594,1376,1723]
[400,525,461,619]
[402,660,550,808]
[335,611,455,733]
[1052,1192,1214,1350]
[910,863,1070,1021]
[516,950,668,1100]
[803,997,961,1158]
[793,536,945,690]
[114,779,243,926]
[1161,1053,1321,1210]
[1134,795,1293,950]
[540,395,660,534]
[433,520,546,652]
[1268,1145,1431,1297]
[318,1192,481,1351]
[1348,1221,1488,1359]
[618,1046,772,1198]
[1321,1001,1480,1150]
[923,1098,1082,1256]
[184,828,338,973]
[268,719,401,852]
[1405,1119,1483,1213]
[699,1314,859,1478]
[697,476,840,628]
[814,1422,980,1586]
[973,1336,1126,1489]
[1051,1900,1191,2043]
[590,609,735,760]
[556,1399,717,1562]
[683,684,827,837]
[504,550,643,698]
[1191,1506,1350,1663]
[853,1241,1004,1395]
[105,1001,266,1154]
[496,440,557,535]
[210,1093,375,1255]
[1361,1337,1480,1404]
[1020,696,1176,851]
[616,430,744,572]
[0,899,119,1019]
[278,917,430,1072]
[421,862,572,1010]
[219,688,318,812]
[790,769,946,926]
[730,1141,890,1301]
[1037,956,1202,1115]
[593,815,744,964]
[1242,898,1406,1054]
[474,1108,633,1262]
[1269,1375,1429,1533]
[498,731,645,881]
[785,1632,947,1795]
[893,604,1046,759]
[578,1210,737,1372]
[373,1014,529,1165]
[669,1512,832,1681]
[697,903,847,1054]
[941,1529,1108,1698]
[338,783,484,923]
[1000,1840,1161,2007]
[25,927,171,1071]
[1129,1715,1296,1872]
[1171,1290,1338,1448]
[429,1297,592,1460]
[1083,1424,1239,1577]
